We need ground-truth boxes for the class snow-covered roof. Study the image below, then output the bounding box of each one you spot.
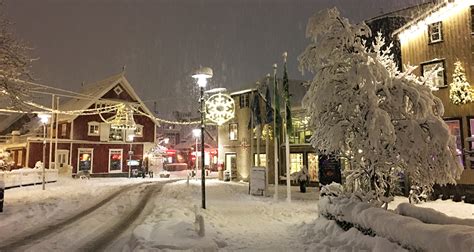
[58,72,157,125]
[392,1,449,36]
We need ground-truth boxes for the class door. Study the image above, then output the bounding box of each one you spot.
[225,153,237,181]
[57,150,69,168]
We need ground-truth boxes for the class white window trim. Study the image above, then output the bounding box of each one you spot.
[421,59,446,88]
[87,121,100,136]
[428,21,442,43]
[108,149,123,173]
[77,148,94,173]
[134,124,144,137]
[109,127,125,142]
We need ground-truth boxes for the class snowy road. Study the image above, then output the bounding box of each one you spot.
[0,181,170,252]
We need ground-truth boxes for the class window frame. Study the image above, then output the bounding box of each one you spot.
[471,6,474,34]
[61,123,67,137]
[134,124,144,137]
[421,59,447,89]
[444,118,464,169]
[428,21,443,44]
[229,123,238,141]
[77,148,94,173]
[108,149,123,173]
[87,121,100,136]
[109,127,124,142]
[239,93,250,108]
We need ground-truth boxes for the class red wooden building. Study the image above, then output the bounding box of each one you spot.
[1,72,157,177]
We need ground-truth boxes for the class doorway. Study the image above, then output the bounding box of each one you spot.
[225,153,237,181]
[57,150,69,168]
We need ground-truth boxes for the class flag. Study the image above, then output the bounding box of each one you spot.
[264,76,273,125]
[273,64,282,139]
[282,52,293,135]
[248,91,262,129]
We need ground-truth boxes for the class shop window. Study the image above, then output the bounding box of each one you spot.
[253,153,267,167]
[445,119,464,168]
[78,148,93,172]
[428,21,443,43]
[240,93,249,108]
[87,122,100,136]
[308,153,319,182]
[109,149,123,172]
[289,116,312,144]
[422,60,446,88]
[289,153,304,174]
[229,123,238,140]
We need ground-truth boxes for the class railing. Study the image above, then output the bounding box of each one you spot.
[0,168,58,188]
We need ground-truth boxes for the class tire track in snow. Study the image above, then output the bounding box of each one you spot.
[0,182,149,251]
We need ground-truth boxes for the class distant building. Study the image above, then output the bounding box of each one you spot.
[0,72,157,177]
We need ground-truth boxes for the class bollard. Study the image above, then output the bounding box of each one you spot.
[0,180,4,213]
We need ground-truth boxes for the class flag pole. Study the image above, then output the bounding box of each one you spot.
[283,52,291,203]
[256,83,261,167]
[272,64,279,200]
[265,74,271,197]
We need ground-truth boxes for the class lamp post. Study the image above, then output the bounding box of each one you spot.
[192,67,213,209]
[192,128,201,180]
[128,134,135,178]
[38,114,51,190]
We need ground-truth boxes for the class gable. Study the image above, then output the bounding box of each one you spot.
[101,83,137,103]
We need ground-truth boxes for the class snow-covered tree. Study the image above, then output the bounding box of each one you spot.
[449,60,473,105]
[298,8,462,199]
[0,3,34,108]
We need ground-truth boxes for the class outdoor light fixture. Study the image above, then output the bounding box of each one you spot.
[128,134,135,178]
[38,113,51,190]
[205,93,235,125]
[110,104,137,130]
[192,66,213,209]
[192,67,213,88]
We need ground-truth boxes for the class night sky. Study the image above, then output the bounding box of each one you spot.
[5,0,425,118]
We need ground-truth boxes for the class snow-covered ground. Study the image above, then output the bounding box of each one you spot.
[0,174,473,251]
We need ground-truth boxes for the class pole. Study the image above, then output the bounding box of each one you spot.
[128,139,133,178]
[285,123,291,202]
[265,124,270,196]
[273,64,279,200]
[256,124,261,166]
[49,95,55,169]
[195,137,198,180]
[200,86,206,209]
[54,97,59,169]
[42,123,46,190]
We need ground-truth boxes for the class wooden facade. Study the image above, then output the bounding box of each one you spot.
[396,1,474,184]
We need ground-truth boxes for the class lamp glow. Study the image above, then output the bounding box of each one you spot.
[192,128,201,138]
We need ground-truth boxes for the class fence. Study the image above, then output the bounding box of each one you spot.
[0,168,58,188]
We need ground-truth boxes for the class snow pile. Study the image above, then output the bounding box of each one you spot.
[396,202,474,227]
[320,195,474,251]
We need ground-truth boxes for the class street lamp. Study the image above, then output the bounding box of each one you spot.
[128,134,135,178]
[192,66,213,209]
[192,128,201,180]
[38,113,51,190]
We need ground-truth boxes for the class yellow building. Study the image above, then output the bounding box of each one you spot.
[394,0,474,190]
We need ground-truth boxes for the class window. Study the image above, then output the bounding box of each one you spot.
[109,149,123,173]
[88,122,100,136]
[471,6,474,34]
[289,153,304,174]
[17,150,23,166]
[78,148,93,172]
[289,116,312,144]
[253,153,267,167]
[113,85,123,95]
[229,123,238,140]
[308,153,319,182]
[109,128,124,141]
[134,124,143,137]
[61,124,67,137]
[428,21,443,43]
[239,93,249,108]
[445,119,464,168]
[422,60,446,88]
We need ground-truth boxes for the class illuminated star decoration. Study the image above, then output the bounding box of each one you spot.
[205,93,235,125]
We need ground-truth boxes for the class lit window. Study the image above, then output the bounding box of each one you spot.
[253,153,267,167]
[134,125,143,137]
[239,93,249,108]
[61,124,67,137]
[109,128,124,141]
[109,149,123,172]
[422,60,446,88]
[428,21,442,43]
[229,123,238,140]
[87,122,100,136]
[17,150,23,166]
[290,153,304,174]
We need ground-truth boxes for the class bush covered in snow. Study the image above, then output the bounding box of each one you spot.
[298,8,462,199]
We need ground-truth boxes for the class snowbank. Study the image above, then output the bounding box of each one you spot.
[396,202,474,227]
[320,196,474,251]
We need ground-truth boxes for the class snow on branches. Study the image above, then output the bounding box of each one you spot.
[298,8,462,199]
[449,60,473,105]
[0,3,34,109]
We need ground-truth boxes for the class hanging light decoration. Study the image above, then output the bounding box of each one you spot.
[205,92,235,125]
[109,103,137,130]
